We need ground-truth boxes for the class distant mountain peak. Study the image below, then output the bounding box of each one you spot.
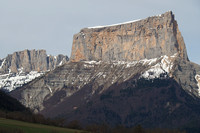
[0,49,68,74]
[0,49,69,91]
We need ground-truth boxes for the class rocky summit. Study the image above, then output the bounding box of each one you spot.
[70,11,188,62]
[0,49,68,91]
[10,11,200,129]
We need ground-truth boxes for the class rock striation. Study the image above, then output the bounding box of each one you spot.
[70,11,188,62]
[10,57,169,112]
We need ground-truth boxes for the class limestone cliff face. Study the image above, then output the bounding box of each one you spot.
[0,49,69,74]
[0,49,69,91]
[70,11,188,62]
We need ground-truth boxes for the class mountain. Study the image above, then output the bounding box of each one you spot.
[0,49,68,91]
[10,11,200,129]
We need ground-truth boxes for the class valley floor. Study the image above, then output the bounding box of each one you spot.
[0,118,84,133]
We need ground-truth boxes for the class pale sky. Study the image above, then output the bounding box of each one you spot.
[0,0,199,64]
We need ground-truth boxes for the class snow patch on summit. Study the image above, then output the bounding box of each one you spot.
[88,19,141,29]
[87,11,168,29]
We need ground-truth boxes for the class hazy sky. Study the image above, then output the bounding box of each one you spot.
[0,0,199,64]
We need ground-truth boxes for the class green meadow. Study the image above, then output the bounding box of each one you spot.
[0,118,86,133]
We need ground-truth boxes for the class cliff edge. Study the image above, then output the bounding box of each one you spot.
[70,11,188,62]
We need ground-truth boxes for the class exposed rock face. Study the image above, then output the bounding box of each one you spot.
[70,11,188,62]
[0,49,68,74]
[0,49,69,91]
[10,11,200,129]
[172,59,200,96]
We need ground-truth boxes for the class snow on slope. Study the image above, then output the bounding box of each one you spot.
[195,75,200,95]
[0,68,44,92]
[140,54,177,79]
[84,54,177,81]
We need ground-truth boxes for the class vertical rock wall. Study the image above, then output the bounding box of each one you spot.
[0,49,68,74]
[70,11,188,62]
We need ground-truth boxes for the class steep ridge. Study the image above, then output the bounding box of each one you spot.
[10,11,200,129]
[0,49,68,91]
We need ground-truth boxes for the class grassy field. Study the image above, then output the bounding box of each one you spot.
[0,118,86,133]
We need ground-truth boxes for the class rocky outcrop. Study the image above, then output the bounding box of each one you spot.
[0,49,69,91]
[70,10,200,98]
[171,59,200,97]
[70,11,188,62]
[0,49,68,74]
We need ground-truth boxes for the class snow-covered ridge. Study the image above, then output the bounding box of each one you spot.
[83,57,158,66]
[0,68,44,92]
[83,54,176,70]
[112,58,158,67]
[81,54,177,95]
